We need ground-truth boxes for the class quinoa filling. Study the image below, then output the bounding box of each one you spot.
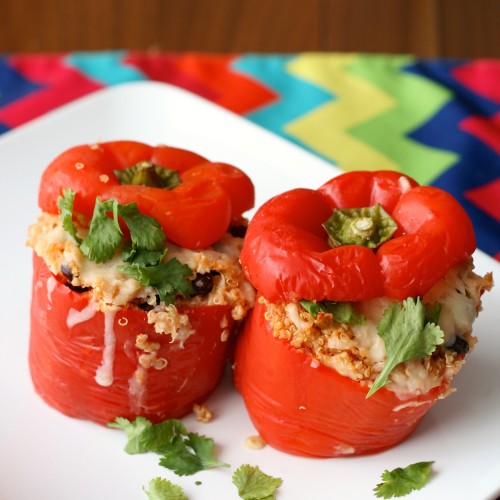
[262,259,492,398]
[27,212,256,341]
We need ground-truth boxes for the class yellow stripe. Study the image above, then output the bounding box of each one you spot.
[285,54,399,172]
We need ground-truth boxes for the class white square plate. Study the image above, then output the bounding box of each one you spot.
[1,81,498,500]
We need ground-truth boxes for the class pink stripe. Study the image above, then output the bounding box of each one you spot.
[0,54,103,127]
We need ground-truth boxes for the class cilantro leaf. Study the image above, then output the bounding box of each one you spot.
[109,417,229,477]
[159,431,229,476]
[122,244,166,267]
[300,300,365,325]
[108,416,153,454]
[143,477,187,500]
[57,188,82,244]
[142,419,189,455]
[299,300,322,317]
[117,202,165,252]
[58,191,167,265]
[109,417,186,455]
[232,464,283,500]
[57,191,193,306]
[79,198,122,263]
[367,298,444,398]
[119,258,194,305]
[374,461,434,498]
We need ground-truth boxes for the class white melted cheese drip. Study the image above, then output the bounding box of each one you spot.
[128,366,147,413]
[46,276,57,309]
[94,311,117,387]
[66,302,97,328]
[66,304,116,387]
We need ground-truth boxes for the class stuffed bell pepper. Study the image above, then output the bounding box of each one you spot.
[234,170,492,457]
[27,140,255,425]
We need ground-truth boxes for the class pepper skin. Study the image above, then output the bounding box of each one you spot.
[233,296,446,457]
[30,254,235,425]
[240,171,476,302]
[38,140,255,249]
[31,140,254,425]
[235,170,478,457]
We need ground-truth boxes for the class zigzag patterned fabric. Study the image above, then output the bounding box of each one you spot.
[1,51,499,261]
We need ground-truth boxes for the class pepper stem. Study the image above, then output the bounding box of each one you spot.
[350,217,375,238]
[322,204,398,249]
[131,161,163,187]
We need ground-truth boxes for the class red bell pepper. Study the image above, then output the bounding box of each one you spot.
[31,255,236,424]
[235,170,479,457]
[30,140,255,424]
[234,297,445,457]
[240,170,475,302]
[38,140,254,248]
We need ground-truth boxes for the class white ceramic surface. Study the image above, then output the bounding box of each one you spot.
[1,81,498,500]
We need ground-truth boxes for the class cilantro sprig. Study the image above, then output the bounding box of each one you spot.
[232,464,283,500]
[58,188,82,244]
[79,198,124,262]
[119,259,194,305]
[58,189,194,304]
[374,461,435,498]
[143,477,187,500]
[367,298,444,398]
[108,416,229,476]
[300,299,366,325]
[59,189,165,263]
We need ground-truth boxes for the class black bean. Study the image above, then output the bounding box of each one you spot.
[192,273,214,296]
[448,335,469,355]
[64,283,91,294]
[137,302,155,312]
[135,295,160,311]
[228,225,247,238]
[61,265,88,293]
[61,264,74,281]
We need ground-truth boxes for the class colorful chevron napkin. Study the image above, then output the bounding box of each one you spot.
[1,51,498,261]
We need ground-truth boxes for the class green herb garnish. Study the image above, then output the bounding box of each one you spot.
[114,161,180,189]
[59,189,165,263]
[119,259,194,305]
[367,298,444,398]
[232,464,283,500]
[323,204,397,249]
[79,198,124,262]
[109,416,229,477]
[300,300,365,325]
[57,188,82,244]
[143,477,187,500]
[118,201,166,251]
[374,461,435,498]
[58,190,193,304]
[122,243,166,267]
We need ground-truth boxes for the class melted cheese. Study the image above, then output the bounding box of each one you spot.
[67,302,98,328]
[263,259,492,397]
[28,213,255,339]
[94,311,117,387]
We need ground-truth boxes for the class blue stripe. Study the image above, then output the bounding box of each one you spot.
[0,57,43,107]
[66,51,145,86]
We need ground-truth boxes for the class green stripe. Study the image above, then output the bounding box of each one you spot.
[347,55,458,185]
